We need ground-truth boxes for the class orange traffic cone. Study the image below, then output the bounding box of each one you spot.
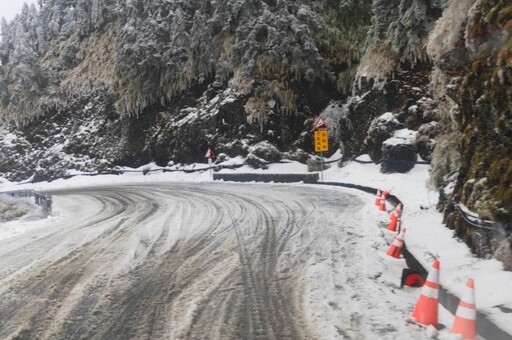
[375,189,381,206]
[395,218,402,233]
[386,227,406,258]
[411,260,440,328]
[388,215,398,232]
[395,203,402,213]
[450,278,477,340]
[379,192,387,211]
[387,207,401,232]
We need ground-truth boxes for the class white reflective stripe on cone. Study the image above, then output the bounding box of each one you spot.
[421,285,439,299]
[455,305,476,320]
[392,239,403,247]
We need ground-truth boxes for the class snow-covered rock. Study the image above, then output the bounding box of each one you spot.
[365,112,404,162]
[245,154,269,169]
[248,141,282,163]
[381,129,418,173]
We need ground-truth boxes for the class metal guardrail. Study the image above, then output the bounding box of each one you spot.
[41,163,247,180]
[9,156,429,183]
[0,189,53,213]
[440,190,505,231]
[353,158,430,165]
[21,159,321,181]
[322,156,343,164]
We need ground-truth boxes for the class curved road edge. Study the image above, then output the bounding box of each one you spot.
[213,174,509,340]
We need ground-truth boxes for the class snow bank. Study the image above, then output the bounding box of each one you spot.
[0,195,40,222]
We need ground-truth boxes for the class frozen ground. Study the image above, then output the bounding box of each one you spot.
[0,155,510,339]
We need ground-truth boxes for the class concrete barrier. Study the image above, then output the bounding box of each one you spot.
[213,172,319,183]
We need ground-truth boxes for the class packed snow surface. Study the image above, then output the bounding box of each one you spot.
[1,154,510,339]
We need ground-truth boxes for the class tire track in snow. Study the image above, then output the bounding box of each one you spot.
[0,188,163,339]
[0,183,359,339]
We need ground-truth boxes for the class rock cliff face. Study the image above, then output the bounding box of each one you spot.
[0,0,372,173]
[432,0,512,266]
[0,0,510,265]
[346,0,512,267]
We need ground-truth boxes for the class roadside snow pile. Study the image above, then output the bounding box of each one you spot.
[328,155,512,338]
[0,195,40,222]
[247,141,282,163]
[0,177,12,186]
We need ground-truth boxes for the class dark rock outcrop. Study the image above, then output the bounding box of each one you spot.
[415,135,436,162]
[365,112,404,162]
[0,0,374,179]
[381,129,418,173]
[248,141,282,162]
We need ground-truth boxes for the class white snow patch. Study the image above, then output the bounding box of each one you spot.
[383,129,418,146]
[377,112,400,124]
[2,133,18,146]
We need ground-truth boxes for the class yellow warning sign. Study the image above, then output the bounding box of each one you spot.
[314,130,329,152]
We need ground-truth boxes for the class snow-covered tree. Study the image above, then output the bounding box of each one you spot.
[1,0,372,122]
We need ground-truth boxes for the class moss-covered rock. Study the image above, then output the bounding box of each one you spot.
[430,0,512,263]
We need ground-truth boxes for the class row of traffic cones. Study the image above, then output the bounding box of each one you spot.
[387,203,401,232]
[373,190,477,339]
[373,189,403,257]
[386,227,405,258]
[386,203,404,258]
[374,189,389,211]
[411,260,477,340]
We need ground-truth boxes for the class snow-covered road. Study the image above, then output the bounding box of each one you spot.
[0,182,429,339]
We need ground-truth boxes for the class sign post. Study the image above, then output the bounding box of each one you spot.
[204,148,215,179]
[313,117,329,181]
